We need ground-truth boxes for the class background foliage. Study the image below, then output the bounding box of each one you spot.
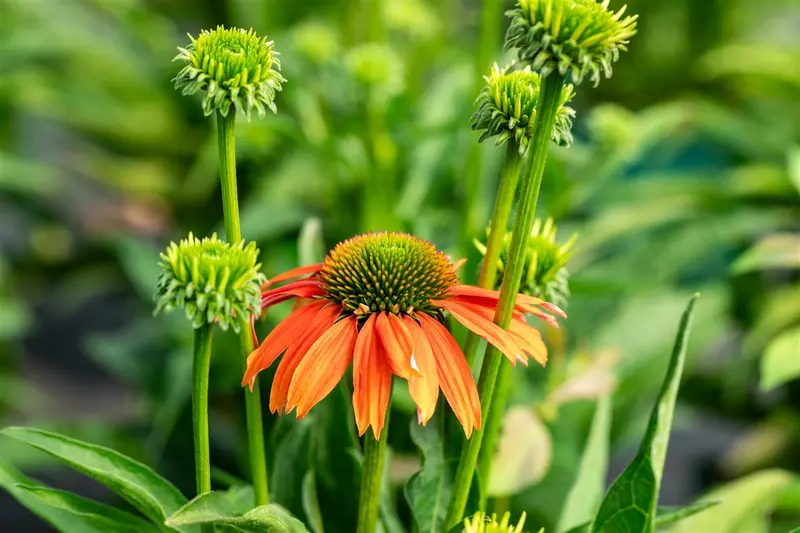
[0,0,798,531]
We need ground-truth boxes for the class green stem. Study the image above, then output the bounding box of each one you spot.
[356,405,391,533]
[445,73,566,527]
[192,325,215,533]
[464,141,523,370]
[476,362,510,510]
[216,111,270,506]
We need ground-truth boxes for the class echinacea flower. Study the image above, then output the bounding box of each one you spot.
[242,232,564,439]
[475,217,577,308]
[472,63,576,153]
[173,26,286,118]
[154,233,266,331]
[505,0,638,86]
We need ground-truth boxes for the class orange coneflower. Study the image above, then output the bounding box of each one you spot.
[242,232,564,439]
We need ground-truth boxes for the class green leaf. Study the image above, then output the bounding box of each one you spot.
[591,294,699,533]
[557,395,613,532]
[404,415,479,533]
[1,427,188,526]
[732,234,800,274]
[666,470,793,533]
[0,461,159,533]
[760,327,800,391]
[166,493,309,532]
[563,524,591,533]
[788,145,800,196]
[302,471,325,533]
[654,502,718,529]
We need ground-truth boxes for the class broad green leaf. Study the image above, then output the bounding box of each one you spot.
[404,416,480,533]
[732,234,800,274]
[302,471,325,533]
[666,470,793,533]
[563,525,591,533]
[166,494,309,532]
[591,295,699,533]
[1,427,188,526]
[760,327,800,391]
[654,502,718,529]
[557,395,613,532]
[0,461,158,533]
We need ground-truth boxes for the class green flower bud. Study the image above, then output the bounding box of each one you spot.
[476,217,576,308]
[505,0,638,86]
[173,26,286,118]
[154,233,266,331]
[463,511,534,533]
[472,63,576,153]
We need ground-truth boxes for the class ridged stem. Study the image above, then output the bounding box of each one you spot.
[356,404,391,533]
[192,325,214,533]
[464,141,523,369]
[216,111,270,506]
[445,73,566,527]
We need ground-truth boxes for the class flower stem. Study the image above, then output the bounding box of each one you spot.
[464,141,523,369]
[356,404,391,533]
[216,111,270,506]
[445,72,566,527]
[192,324,215,533]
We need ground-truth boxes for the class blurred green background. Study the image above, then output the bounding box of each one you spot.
[1,0,799,531]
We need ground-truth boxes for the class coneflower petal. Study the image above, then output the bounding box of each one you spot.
[433,299,525,366]
[418,314,481,437]
[269,303,341,413]
[262,263,323,289]
[403,316,439,426]
[353,314,393,439]
[261,280,325,309]
[446,284,546,307]
[460,302,548,367]
[286,316,358,418]
[243,300,327,388]
[375,312,419,380]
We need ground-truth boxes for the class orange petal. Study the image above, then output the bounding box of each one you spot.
[242,301,327,389]
[418,314,481,437]
[446,284,546,307]
[261,280,325,309]
[452,257,467,273]
[286,316,358,418]
[403,316,439,426]
[433,299,524,366]
[353,314,393,439]
[262,263,323,289]
[458,302,548,367]
[375,312,418,380]
[269,304,342,413]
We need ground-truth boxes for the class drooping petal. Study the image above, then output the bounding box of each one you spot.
[375,312,418,379]
[461,302,548,367]
[269,303,342,412]
[243,300,327,389]
[447,284,546,307]
[262,263,323,289]
[286,316,358,418]
[403,316,439,426]
[261,280,325,309]
[418,313,481,437]
[353,314,393,438]
[433,299,524,366]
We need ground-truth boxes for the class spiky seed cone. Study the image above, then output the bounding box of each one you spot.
[472,63,576,153]
[318,232,458,316]
[505,0,638,86]
[154,233,266,331]
[173,26,286,118]
[476,217,576,308]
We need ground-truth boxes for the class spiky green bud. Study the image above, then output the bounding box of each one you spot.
[154,233,266,331]
[505,0,638,86]
[173,26,286,118]
[472,63,576,153]
[463,512,535,533]
[476,217,576,308]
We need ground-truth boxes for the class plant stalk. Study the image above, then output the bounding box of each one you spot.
[464,141,523,370]
[192,325,215,533]
[216,111,270,506]
[445,73,566,527]
[356,405,391,533]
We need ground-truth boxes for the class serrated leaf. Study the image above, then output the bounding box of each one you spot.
[760,327,800,391]
[1,427,188,527]
[666,470,793,533]
[166,493,308,532]
[557,395,613,532]
[0,461,161,533]
[654,501,718,529]
[591,295,699,533]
